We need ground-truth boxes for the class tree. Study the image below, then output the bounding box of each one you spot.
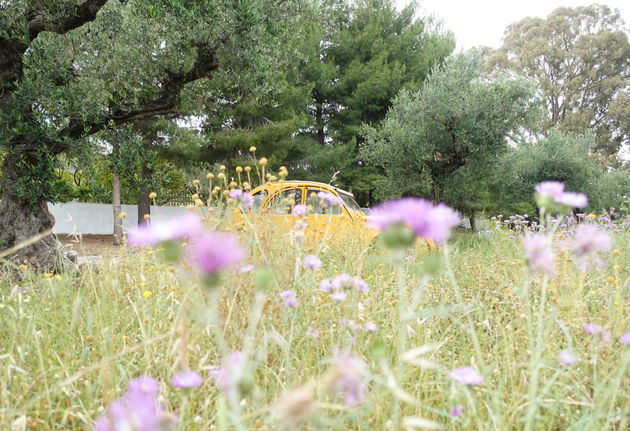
[492,130,602,216]
[0,0,302,269]
[362,53,540,219]
[287,0,454,206]
[488,4,630,158]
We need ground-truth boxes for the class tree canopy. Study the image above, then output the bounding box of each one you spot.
[488,4,630,159]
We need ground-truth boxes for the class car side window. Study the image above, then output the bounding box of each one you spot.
[265,188,303,214]
[305,189,343,215]
[251,190,267,212]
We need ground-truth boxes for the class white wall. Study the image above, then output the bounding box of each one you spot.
[49,202,190,235]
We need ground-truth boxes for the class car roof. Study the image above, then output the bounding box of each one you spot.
[252,181,355,197]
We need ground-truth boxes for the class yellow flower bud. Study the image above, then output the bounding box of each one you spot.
[236,166,243,173]
[266,173,271,180]
[259,157,268,166]
[222,190,230,197]
[211,190,218,196]
[220,165,226,171]
[217,172,225,180]
[213,186,221,192]
[149,192,157,199]
[207,173,214,180]
[243,182,251,190]
[143,214,151,220]
[229,181,237,189]
[249,146,257,153]
[142,291,152,298]
[244,166,251,173]
[192,179,200,186]
[269,175,277,182]
[195,199,204,207]
[186,204,194,210]
[192,193,199,200]
[118,212,127,219]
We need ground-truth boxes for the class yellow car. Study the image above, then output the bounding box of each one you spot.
[248,181,378,245]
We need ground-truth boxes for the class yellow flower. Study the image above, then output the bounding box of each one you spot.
[220,165,226,171]
[217,172,226,180]
[142,291,153,298]
[195,199,204,207]
[236,166,243,173]
[229,181,237,189]
[118,212,127,219]
[586,213,596,219]
[249,146,257,153]
[19,264,27,270]
[244,166,251,173]
[192,193,199,200]
[143,214,151,220]
[206,173,214,180]
[192,179,200,186]
[258,157,268,167]
[612,249,620,256]
[149,192,157,199]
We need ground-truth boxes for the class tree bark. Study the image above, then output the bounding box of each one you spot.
[0,153,75,270]
[112,173,122,245]
[138,163,153,226]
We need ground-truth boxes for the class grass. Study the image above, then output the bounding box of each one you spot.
[0,214,628,430]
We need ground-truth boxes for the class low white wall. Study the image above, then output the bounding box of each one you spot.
[49,202,190,235]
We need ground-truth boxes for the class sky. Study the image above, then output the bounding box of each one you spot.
[395,0,630,51]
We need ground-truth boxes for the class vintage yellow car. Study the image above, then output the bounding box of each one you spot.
[247,180,377,245]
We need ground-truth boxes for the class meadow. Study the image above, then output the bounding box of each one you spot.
[1,193,629,430]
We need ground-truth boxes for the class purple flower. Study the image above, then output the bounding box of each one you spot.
[352,277,369,293]
[209,352,245,395]
[447,366,484,386]
[449,405,465,418]
[523,234,555,275]
[280,290,299,308]
[620,333,630,346]
[229,189,254,208]
[240,264,255,273]
[328,353,367,407]
[583,322,603,335]
[317,192,342,207]
[94,376,176,431]
[369,198,461,243]
[364,322,378,332]
[170,370,203,389]
[292,204,308,217]
[306,326,320,339]
[534,181,588,211]
[330,291,347,302]
[191,231,245,275]
[331,273,352,290]
[571,225,612,269]
[319,279,333,292]
[303,254,322,271]
[127,213,202,247]
[557,350,577,366]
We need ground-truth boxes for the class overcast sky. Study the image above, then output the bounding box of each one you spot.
[395,0,630,51]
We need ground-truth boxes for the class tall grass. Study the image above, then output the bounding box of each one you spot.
[0,213,628,430]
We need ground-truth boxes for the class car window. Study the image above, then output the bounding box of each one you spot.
[251,189,267,212]
[339,193,361,212]
[265,188,303,214]
[305,189,343,215]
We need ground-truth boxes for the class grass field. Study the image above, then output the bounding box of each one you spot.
[1,209,628,430]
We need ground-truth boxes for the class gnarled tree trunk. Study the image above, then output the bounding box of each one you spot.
[0,153,75,270]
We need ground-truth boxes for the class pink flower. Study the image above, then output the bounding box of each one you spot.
[534,181,588,211]
[330,291,347,302]
[328,353,367,407]
[523,234,555,275]
[280,290,298,308]
[557,350,577,366]
[191,231,245,275]
[364,322,378,332]
[306,326,320,339]
[127,213,202,247]
[317,192,342,207]
[209,352,245,395]
[229,189,254,209]
[583,322,603,335]
[447,366,484,386]
[170,370,203,389]
[303,255,322,271]
[449,405,465,418]
[292,204,308,217]
[369,198,460,243]
[620,333,630,346]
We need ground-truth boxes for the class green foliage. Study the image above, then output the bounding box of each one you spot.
[362,53,541,213]
[493,130,602,215]
[489,4,630,157]
[590,170,630,213]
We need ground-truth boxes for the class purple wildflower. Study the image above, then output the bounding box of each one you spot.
[449,405,465,418]
[620,333,630,346]
[317,192,342,207]
[557,350,577,366]
[229,189,254,209]
[127,213,202,247]
[306,327,320,339]
[352,277,369,293]
[94,376,176,431]
[303,254,322,271]
[583,322,603,335]
[535,181,565,199]
[523,234,555,275]
[170,370,203,389]
[191,231,245,275]
[571,225,612,269]
[534,181,588,211]
[319,279,333,292]
[364,322,378,332]
[291,204,308,217]
[280,290,299,308]
[447,366,484,386]
[240,264,255,273]
[330,291,347,303]
[209,352,245,395]
[331,273,352,290]
[328,353,367,407]
[368,198,461,243]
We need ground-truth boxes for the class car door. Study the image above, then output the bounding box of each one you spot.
[303,187,349,244]
[261,186,304,233]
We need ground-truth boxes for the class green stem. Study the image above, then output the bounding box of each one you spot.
[392,249,406,430]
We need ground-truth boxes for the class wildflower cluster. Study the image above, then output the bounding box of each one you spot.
[319,273,368,303]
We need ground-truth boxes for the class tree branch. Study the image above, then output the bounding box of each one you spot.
[27,0,109,41]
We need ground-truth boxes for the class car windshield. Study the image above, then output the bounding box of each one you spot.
[339,193,361,212]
